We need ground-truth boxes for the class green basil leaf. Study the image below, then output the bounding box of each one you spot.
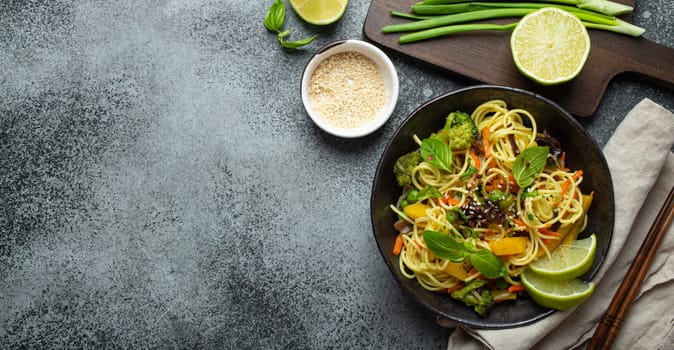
[512,146,549,188]
[264,0,285,32]
[422,230,469,262]
[420,138,453,172]
[280,34,318,49]
[470,249,508,279]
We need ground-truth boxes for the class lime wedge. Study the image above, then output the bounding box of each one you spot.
[522,268,595,310]
[510,7,591,85]
[289,0,349,26]
[530,234,597,281]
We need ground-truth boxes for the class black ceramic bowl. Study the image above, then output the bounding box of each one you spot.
[370,85,614,328]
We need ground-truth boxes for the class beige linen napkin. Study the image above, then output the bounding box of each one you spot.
[439,98,674,350]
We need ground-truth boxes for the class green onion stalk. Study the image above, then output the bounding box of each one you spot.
[411,2,619,19]
[416,0,633,16]
[398,22,517,44]
[383,8,539,33]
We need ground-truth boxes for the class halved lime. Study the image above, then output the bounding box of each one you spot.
[530,234,597,281]
[510,7,591,85]
[289,0,349,26]
[521,269,595,310]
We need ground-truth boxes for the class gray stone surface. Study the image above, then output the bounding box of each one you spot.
[0,1,672,349]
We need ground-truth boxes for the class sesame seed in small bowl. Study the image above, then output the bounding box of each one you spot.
[301,39,399,138]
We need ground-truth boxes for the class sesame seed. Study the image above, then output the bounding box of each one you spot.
[308,51,387,129]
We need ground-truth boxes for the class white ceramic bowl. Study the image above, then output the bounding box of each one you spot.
[301,39,399,138]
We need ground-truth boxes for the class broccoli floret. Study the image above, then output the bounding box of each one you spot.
[393,151,422,187]
[450,279,495,317]
[431,111,479,150]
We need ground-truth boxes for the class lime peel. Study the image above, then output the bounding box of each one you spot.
[289,0,349,26]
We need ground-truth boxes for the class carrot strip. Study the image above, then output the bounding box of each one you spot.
[512,218,527,228]
[469,149,481,170]
[484,177,505,192]
[393,234,404,255]
[540,228,560,237]
[482,128,492,158]
[561,180,571,196]
[413,239,425,252]
[442,192,461,206]
[560,170,584,198]
[508,284,526,293]
[541,228,561,245]
[484,183,497,193]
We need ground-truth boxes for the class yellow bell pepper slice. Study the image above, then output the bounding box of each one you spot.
[403,202,429,220]
[489,236,529,256]
[444,262,469,281]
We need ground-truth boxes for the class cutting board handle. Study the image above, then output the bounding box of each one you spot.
[618,39,674,89]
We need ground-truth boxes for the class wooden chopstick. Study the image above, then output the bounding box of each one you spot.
[587,185,674,350]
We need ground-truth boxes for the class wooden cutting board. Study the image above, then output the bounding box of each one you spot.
[362,0,674,117]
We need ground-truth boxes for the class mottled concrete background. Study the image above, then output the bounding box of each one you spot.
[0,0,672,349]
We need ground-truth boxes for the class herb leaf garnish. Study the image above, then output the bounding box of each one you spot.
[422,230,508,278]
[264,0,285,32]
[420,138,453,172]
[422,230,470,262]
[512,146,549,188]
[280,34,319,49]
[264,0,317,49]
[470,249,508,279]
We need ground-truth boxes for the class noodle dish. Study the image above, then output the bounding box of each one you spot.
[370,85,614,328]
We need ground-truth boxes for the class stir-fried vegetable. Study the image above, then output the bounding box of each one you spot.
[450,279,495,317]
